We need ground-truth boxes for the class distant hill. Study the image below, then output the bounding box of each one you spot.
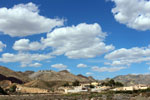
[24,80,69,89]
[17,71,34,77]
[77,74,95,82]
[0,66,30,82]
[29,70,95,82]
[0,66,95,83]
[113,74,150,86]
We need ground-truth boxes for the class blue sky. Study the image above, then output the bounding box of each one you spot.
[0,0,150,79]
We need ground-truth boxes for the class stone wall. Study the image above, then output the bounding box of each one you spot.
[16,85,49,93]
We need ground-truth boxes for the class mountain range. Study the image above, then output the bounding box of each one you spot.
[1,65,150,89]
[0,66,95,89]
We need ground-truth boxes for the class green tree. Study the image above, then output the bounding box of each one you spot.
[63,82,70,87]
[0,87,7,95]
[72,80,80,86]
[89,85,95,88]
[101,79,124,87]
[9,85,17,92]
[115,82,124,87]
[108,79,116,87]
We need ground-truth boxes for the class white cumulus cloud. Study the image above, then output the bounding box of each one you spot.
[92,66,126,72]
[12,23,114,58]
[0,52,52,67]
[29,63,42,67]
[112,0,150,31]
[105,46,150,66]
[51,64,67,70]
[0,2,64,37]
[13,39,43,51]
[41,23,114,59]
[86,72,93,75]
[77,63,87,68]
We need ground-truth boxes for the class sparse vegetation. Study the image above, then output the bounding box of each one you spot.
[72,80,80,86]
[0,86,7,95]
[115,81,124,87]
[63,82,70,87]
[89,84,95,88]
[9,85,17,92]
[0,92,150,100]
[101,79,124,87]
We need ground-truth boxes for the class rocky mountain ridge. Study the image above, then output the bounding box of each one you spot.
[0,66,95,85]
[113,74,150,86]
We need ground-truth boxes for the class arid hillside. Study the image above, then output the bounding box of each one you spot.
[29,70,95,82]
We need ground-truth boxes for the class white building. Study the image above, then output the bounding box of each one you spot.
[112,84,148,91]
[64,86,88,93]
[91,86,101,92]
[91,82,99,86]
